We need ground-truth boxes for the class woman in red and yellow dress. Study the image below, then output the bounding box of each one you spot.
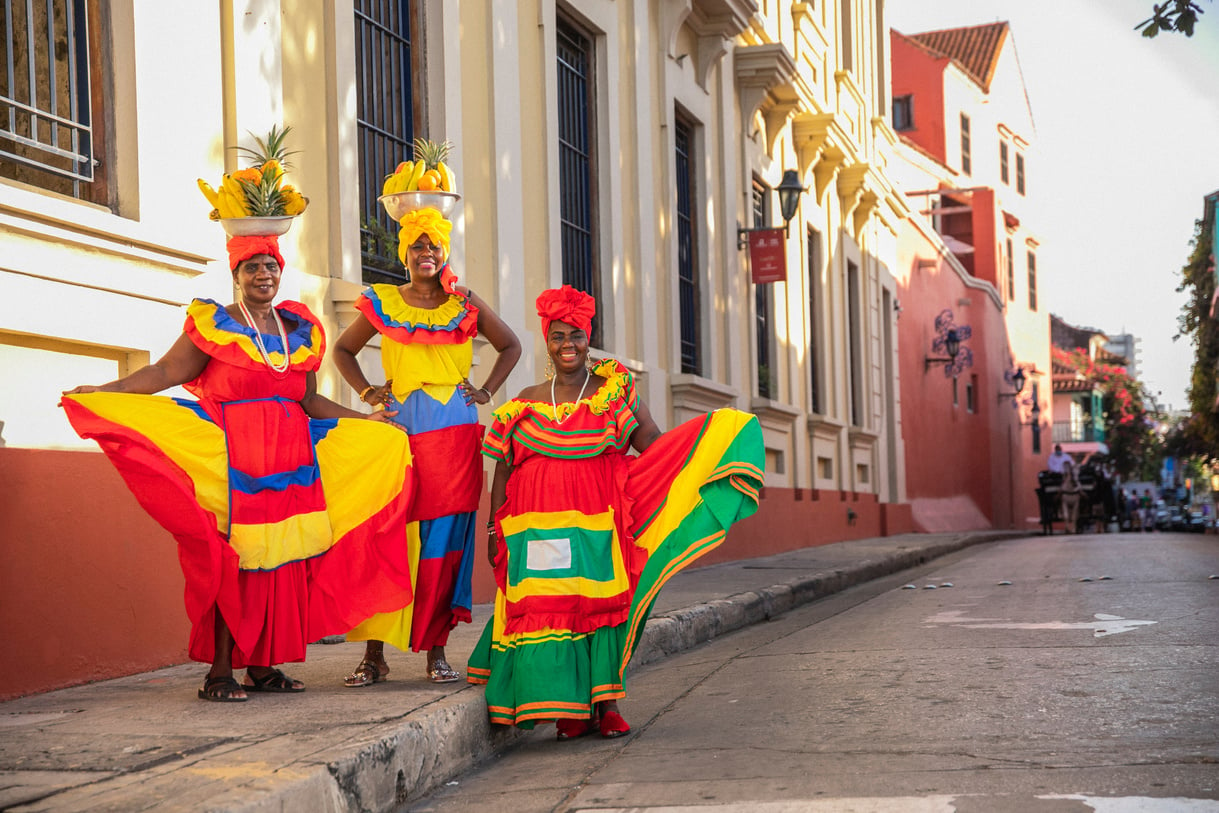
[334,207,520,685]
[468,286,764,739]
[61,235,416,702]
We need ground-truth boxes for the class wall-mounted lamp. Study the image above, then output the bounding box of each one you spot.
[737,169,806,249]
[924,328,961,370]
[1023,400,1042,425]
[997,367,1027,399]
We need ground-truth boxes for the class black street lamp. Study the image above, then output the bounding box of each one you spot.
[925,328,962,370]
[997,366,1027,399]
[737,169,807,249]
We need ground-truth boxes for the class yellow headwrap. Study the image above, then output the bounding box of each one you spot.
[397,207,452,267]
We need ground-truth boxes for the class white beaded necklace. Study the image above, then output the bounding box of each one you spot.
[237,299,291,375]
[550,367,591,425]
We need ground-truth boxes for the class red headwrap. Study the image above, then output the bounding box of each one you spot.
[227,234,285,271]
[536,285,596,337]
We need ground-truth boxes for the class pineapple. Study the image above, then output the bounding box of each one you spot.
[237,124,298,170]
[411,138,456,192]
[241,170,287,217]
[412,137,452,170]
[231,125,304,216]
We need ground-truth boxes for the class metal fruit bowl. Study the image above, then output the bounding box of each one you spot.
[378,191,461,220]
[219,216,296,237]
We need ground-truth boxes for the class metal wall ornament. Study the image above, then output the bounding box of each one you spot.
[929,309,973,378]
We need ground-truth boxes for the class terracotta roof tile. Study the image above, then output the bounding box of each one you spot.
[908,22,1008,91]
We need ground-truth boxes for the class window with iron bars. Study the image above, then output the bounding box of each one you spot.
[753,177,773,399]
[675,113,700,375]
[2,0,109,205]
[557,15,602,347]
[355,0,422,284]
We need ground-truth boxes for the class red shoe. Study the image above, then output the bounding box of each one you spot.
[555,717,596,741]
[598,709,630,738]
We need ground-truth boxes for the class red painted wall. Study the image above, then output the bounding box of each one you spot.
[2,447,913,699]
[0,448,191,701]
[896,226,1042,533]
[890,30,949,165]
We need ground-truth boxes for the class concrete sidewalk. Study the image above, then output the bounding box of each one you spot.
[0,530,1024,812]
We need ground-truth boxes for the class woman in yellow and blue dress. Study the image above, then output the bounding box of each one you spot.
[61,234,417,702]
[333,206,521,685]
[468,285,763,739]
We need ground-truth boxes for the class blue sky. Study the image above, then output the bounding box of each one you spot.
[887,0,1219,412]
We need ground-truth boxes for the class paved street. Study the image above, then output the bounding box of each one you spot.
[409,532,1219,812]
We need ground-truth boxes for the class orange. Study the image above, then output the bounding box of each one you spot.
[417,169,441,192]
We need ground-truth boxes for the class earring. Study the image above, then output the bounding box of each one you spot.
[586,355,596,371]
[545,357,555,379]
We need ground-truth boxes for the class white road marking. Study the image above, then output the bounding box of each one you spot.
[583,797,1219,812]
[925,610,1157,637]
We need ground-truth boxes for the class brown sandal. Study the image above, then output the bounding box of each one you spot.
[198,675,248,702]
[243,668,305,693]
[344,659,387,688]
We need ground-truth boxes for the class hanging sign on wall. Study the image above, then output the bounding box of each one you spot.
[748,228,787,284]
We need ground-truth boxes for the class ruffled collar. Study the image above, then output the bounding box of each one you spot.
[184,298,324,371]
[492,359,630,424]
[363,283,471,329]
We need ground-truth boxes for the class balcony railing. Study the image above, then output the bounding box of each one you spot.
[1052,421,1104,443]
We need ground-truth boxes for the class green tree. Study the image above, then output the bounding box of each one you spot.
[1174,212,1219,459]
[1137,1,1210,37]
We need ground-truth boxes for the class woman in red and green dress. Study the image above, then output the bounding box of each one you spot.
[61,235,417,702]
[468,285,764,739]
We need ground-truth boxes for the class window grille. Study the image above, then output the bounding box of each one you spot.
[752,178,772,399]
[675,115,699,374]
[1,0,96,196]
[355,0,415,284]
[891,95,913,131]
[1015,152,1025,195]
[959,113,971,175]
[1027,250,1037,311]
[999,140,1009,184]
[808,226,822,413]
[1006,238,1015,300]
[847,259,862,425]
[557,16,601,345]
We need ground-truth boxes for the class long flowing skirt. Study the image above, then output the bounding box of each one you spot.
[62,392,416,667]
[346,387,482,652]
[468,409,763,727]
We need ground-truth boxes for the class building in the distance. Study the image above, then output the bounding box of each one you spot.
[1104,333,1141,382]
[888,21,1050,531]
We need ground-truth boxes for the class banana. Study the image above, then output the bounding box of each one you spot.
[220,173,245,205]
[197,179,220,207]
[382,174,396,197]
[437,161,456,193]
[406,160,426,192]
[216,186,247,219]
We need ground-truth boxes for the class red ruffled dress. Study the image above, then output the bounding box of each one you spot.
[62,299,417,668]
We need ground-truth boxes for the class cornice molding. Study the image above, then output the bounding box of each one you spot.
[663,0,759,90]
[735,42,798,148]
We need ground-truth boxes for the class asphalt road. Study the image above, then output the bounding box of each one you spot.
[407,532,1219,812]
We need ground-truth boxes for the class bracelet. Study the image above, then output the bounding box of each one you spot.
[359,384,377,402]
[478,386,494,405]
